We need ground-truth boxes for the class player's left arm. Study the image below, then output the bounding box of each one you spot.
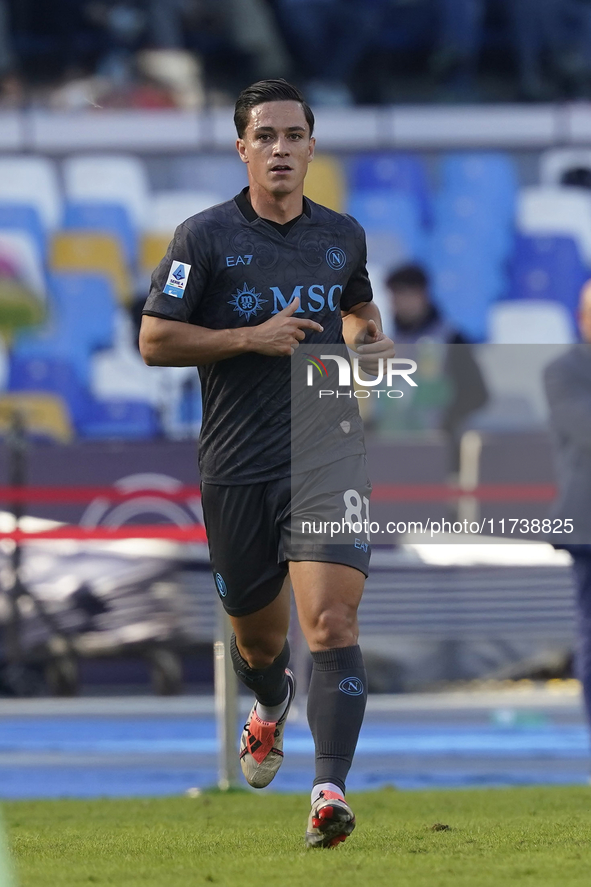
[342,301,395,375]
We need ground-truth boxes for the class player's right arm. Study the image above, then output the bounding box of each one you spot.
[140,297,323,367]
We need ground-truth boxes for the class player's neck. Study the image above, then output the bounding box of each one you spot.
[247,184,304,225]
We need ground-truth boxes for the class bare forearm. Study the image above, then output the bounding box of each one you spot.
[140,315,251,367]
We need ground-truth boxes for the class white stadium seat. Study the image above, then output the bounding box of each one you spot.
[0,156,61,230]
[0,230,46,298]
[517,186,591,265]
[146,191,224,236]
[539,147,591,186]
[63,154,150,229]
[487,299,575,344]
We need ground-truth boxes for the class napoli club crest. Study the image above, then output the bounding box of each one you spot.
[326,247,346,270]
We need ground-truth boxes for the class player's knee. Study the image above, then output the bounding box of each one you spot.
[238,636,285,670]
[309,606,358,650]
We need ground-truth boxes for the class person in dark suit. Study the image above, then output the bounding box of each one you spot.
[544,280,591,725]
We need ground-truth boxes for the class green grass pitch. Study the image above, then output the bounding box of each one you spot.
[4,786,591,886]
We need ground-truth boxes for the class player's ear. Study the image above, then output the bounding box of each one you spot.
[236,138,249,164]
[308,136,316,163]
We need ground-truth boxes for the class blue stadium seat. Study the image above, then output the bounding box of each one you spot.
[348,153,432,226]
[506,235,588,319]
[440,152,518,213]
[0,204,47,260]
[8,355,88,425]
[431,192,514,261]
[429,258,504,341]
[347,191,425,262]
[12,273,116,385]
[62,201,138,267]
[78,399,160,439]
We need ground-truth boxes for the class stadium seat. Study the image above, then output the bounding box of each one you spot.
[78,398,160,439]
[0,230,46,298]
[440,152,518,213]
[304,155,346,212]
[0,156,62,230]
[0,392,73,443]
[173,154,248,199]
[13,273,117,385]
[539,148,591,187]
[8,355,88,425]
[348,152,432,226]
[0,204,47,261]
[147,191,224,236]
[62,154,150,230]
[488,299,576,344]
[506,235,588,319]
[140,234,170,277]
[347,191,425,262]
[431,192,513,260]
[62,201,138,266]
[91,309,159,405]
[517,186,591,266]
[50,233,130,305]
[430,260,504,341]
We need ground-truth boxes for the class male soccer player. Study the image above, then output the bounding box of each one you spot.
[140,79,395,847]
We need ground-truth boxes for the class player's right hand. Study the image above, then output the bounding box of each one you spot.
[249,297,323,356]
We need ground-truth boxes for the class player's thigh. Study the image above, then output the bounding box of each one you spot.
[201,481,289,618]
[289,561,365,650]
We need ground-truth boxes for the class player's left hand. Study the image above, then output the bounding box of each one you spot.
[353,319,395,376]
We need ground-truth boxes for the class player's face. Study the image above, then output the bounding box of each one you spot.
[237,101,315,196]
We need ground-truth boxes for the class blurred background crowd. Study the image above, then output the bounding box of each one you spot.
[5,0,591,109]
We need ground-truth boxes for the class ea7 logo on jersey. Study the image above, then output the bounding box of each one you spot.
[226,254,253,267]
[163,261,191,298]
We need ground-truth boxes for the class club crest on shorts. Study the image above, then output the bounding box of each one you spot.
[163,260,191,298]
[214,572,227,597]
[339,677,364,696]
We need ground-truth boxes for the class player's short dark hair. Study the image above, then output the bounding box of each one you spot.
[385,264,429,291]
[234,79,315,138]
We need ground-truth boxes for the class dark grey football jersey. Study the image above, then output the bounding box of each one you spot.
[143,188,373,484]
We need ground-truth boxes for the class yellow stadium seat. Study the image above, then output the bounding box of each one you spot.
[304,155,346,213]
[140,233,171,277]
[0,393,73,443]
[50,233,130,306]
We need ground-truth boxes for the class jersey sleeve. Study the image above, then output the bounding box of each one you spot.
[340,220,373,311]
[142,222,209,322]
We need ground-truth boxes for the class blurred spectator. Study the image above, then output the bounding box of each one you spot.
[507,0,591,100]
[275,0,385,105]
[382,264,488,470]
[431,0,485,99]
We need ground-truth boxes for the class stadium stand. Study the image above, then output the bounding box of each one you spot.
[50,233,130,306]
[505,235,588,323]
[487,300,576,345]
[148,191,224,235]
[0,230,46,300]
[0,392,73,443]
[517,186,591,265]
[347,190,425,265]
[62,201,138,267]
[0,156,62,231]
[303,154,346,212]
[539,148,591,187]
[0,204,47,262]
[348,152,432,226]
[62,155,150,230]
[140,234,170,278]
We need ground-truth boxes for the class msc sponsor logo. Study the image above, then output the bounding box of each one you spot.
[226,283,343,320]
[339,677,364,696]
[228,283,267,321]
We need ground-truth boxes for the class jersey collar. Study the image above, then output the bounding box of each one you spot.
[234,187,311,223]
